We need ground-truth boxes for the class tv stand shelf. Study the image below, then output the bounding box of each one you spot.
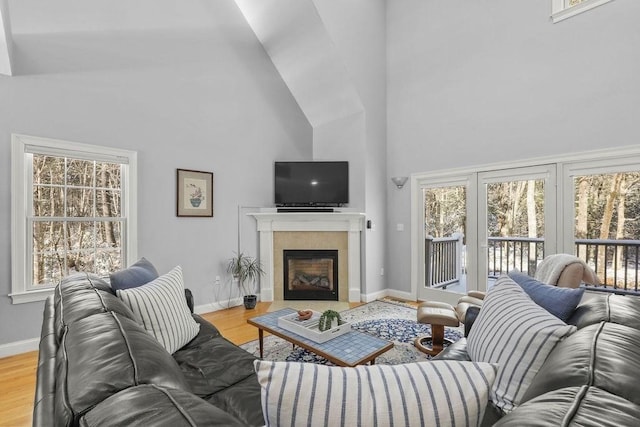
[277,207,335,213]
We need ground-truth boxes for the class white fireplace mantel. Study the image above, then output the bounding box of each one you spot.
[249,211,366,303]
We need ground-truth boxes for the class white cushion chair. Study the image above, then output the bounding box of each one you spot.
[533,253,599,288]
[414,301,460,356]
[454,254,599,332]
[454,290,486,324]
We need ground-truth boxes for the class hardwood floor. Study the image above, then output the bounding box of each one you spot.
[0,350,38,427]
[0,301,368,426]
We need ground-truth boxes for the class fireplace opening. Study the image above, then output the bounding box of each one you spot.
[283,250,338,301]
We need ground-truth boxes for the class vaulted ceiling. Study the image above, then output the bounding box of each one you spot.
[2,0,364,131]
[234,0,363,128]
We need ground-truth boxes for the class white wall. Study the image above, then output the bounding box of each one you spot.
[0,0,14,76]
[6,0,635,349]
[386,0,640,294]
[314,0,388,297]
[0,1,311,346]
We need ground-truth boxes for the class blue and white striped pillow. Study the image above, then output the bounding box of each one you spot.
[467,275,577,413]
[117,265,200,354]
[254,360,496,427]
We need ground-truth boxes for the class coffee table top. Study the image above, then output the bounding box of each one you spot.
[247,308,393,367]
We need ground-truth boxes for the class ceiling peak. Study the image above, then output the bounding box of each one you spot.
[234,0,363,128]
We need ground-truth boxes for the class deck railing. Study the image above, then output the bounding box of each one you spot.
[487,236,545,277]
[575,238,640,293]
[425,233,463,288]
[427,235,640,294]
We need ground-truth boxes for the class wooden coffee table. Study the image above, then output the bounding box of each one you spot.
[247,308,393,367]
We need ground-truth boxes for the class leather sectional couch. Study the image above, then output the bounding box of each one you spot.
[33,273,264,426]
[35,271,640,426]
[436,292,640,426]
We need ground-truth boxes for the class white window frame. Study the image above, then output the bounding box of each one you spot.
[559,153,640,254]
[411,144,640,302]
[551,0,615,23]
[10,134,138,304]
[412,173,478,305]
[477,165,557,291]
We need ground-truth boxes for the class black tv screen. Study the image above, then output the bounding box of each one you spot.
[275,161,349,207]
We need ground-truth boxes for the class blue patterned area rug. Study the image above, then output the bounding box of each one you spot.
[240,300,464,365]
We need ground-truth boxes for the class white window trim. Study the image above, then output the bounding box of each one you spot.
[412,174,478,305]
[559,154,640,256]
[551,0,615,23]
[10,134,138,304]
[477,165,557,291]
[411,144,640,301]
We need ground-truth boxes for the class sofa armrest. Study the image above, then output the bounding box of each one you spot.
[464,305,481,337]
[432,338,470,361]
[185,289,194,313]
[33,295,57,427]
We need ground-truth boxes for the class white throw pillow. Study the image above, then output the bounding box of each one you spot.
[467,275,577,413]
[116,265,200,354]
[254,360,496,427]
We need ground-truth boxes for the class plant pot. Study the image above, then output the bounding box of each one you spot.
[243,294,258,309]
[318,310,342,331]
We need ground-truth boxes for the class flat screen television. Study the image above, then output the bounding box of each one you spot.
[275,161,349,207]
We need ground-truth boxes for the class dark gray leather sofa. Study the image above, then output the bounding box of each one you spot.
[436,292,640,426]
[33,273,264,427]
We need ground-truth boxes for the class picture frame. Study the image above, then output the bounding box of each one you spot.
[176,169,214,217]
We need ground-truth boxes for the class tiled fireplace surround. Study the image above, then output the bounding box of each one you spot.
[249,212,365,303]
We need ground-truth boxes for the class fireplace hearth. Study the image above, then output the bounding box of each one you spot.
[283,250,338,301]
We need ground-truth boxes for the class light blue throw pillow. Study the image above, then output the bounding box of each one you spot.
[508,270,585,322]
[109,257,159,291]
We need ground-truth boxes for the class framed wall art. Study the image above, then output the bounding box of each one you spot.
[176,169,214,217]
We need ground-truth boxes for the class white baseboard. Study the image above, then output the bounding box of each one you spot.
[0,337,39,358]
[194,297,243,314]
[361,288,416,303]
[385,289,415,302]
[360,288,417,303]
[361,289,389,303]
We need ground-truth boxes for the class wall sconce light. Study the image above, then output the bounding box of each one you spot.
[391,176,408,189]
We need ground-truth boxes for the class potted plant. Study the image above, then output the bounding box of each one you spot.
[318,309,343,331]
[226,252,264,309]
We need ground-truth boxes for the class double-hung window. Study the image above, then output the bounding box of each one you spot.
[10,134,137,304]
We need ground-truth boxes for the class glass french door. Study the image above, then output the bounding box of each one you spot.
[478,166,556,291]
[416,176,476,303]
[413,148,640,301]
[414,165,556,302]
